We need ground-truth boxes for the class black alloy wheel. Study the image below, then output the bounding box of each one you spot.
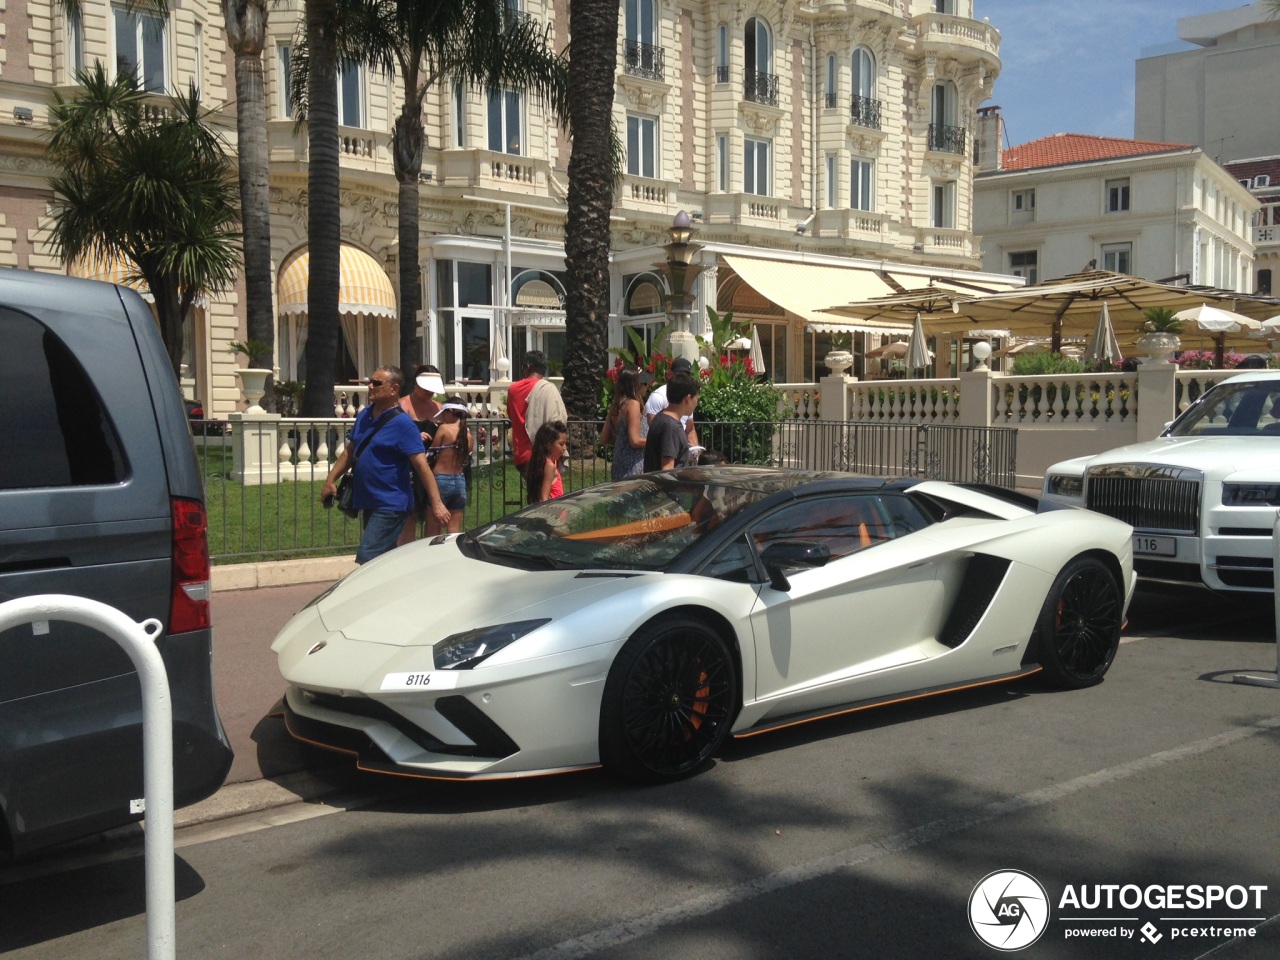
[1035,555,1123,689]
[599,614,737,783]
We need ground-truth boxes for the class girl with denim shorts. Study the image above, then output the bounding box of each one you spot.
[428,400,472,534]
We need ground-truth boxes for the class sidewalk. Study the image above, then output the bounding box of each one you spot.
[177,557,361,830]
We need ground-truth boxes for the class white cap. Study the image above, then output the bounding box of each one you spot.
[415,373,445,394]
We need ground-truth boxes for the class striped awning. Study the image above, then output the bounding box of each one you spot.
[277,244,397,319]
[67,255,152,302]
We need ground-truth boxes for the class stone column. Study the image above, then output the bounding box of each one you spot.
[1136,361,1178,442]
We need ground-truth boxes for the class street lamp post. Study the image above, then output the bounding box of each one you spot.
[656,210,703,363]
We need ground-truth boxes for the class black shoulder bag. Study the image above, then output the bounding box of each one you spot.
[335,407,401,519]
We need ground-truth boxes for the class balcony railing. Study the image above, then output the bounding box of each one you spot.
[824,92,838,108]
[850,95,882,129]
[715,65,730,83]
[928,122,967,154]
[624,40,664,81]
[743,68,779,106]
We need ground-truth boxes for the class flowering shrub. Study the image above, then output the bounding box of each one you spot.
[1173,350,1245,370]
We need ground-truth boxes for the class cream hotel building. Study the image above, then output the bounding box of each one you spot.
[0,0,1011,416]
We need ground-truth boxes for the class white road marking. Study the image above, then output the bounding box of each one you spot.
[516,716,1280,960]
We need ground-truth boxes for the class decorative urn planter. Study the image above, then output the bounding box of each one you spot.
[236,368,271,414]
[824,350,855,375]
[1135,332,1181,365]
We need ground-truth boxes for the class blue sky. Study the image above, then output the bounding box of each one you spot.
[975,1,1261,147]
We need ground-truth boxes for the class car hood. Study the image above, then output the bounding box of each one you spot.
[315,536,608,646]
[1080,436,1274,476]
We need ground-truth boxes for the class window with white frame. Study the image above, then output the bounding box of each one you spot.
[453,81,466,147]
[1106,177,1130,213]
[826,154,837,208]
[277,46,293,118]
[487,88,523,154]
[625,0,657,46]
[745,17,772,74]
[627,115,657,178]
[338,60,364,127]
[825,55,837,108]
[66,9,84,80]
[1101,242,1132,274]
[852,47,875,100]
[851,159,873,212]
[717,134,728,192]
[113,5,167,93]
[744,137,770,196]
[193,21,203,89]
[1012,187,1035,222]
[1008,250,1038,284]
[932,181,956,228]
[935,0,955,12]
[716,24,729,83]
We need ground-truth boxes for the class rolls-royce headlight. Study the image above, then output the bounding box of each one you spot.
[1222,483,1280,506]
[1045,474,1083,499]
[433,619,550,670]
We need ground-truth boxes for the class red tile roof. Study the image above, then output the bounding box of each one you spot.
[1000,133,1195,171]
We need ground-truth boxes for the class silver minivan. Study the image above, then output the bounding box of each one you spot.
[0,268,232,856]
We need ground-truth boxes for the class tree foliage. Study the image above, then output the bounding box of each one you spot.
[45,64,241,375]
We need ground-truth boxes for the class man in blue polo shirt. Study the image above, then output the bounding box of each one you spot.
[322,366,450,563]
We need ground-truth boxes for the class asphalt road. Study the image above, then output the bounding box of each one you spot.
[2,584,1279,959]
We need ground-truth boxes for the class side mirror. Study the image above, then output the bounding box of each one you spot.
[760,540,831,592]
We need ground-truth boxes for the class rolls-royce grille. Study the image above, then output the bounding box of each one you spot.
[1086,476,1200,533]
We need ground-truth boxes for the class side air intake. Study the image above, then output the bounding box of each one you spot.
[938,555,1011,648]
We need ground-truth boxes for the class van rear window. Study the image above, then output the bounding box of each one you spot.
[0,307,126,489]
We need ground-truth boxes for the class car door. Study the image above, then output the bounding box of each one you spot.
[744,493,946,717]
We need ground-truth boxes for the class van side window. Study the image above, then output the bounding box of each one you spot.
[0,307,126,489]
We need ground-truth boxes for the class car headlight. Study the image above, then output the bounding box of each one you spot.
[1045,474,1083,499]
[1222,483,1280,506]
[433,619,550,670]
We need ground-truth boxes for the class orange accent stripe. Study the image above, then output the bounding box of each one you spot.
[732,667,1043,739]
[563,512,693,541]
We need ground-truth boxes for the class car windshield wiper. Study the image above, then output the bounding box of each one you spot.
[479,544,575,570]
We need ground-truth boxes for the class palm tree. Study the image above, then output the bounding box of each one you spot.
[311,0,566,394]
[561,0,621,421]
[299,0,343,417]
[45,65,242,375]
[223,0,278,409]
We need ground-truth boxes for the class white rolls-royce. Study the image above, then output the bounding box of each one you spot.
[1042,371,1280,593]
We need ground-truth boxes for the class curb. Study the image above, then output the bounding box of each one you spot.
[212,555,356,592]
[174,768,351,829]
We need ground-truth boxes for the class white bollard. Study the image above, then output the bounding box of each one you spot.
[0,595,175,960]
[1234,510,1280,689]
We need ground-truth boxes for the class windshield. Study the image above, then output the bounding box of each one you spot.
[1167,380,1280,438]
[468,475,775,571]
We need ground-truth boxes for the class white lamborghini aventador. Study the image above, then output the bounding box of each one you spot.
[273,467,1135,783]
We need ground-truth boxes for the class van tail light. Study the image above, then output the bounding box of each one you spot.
[170,497,211,634]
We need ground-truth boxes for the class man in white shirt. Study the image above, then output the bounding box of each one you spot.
[643,356,700,448]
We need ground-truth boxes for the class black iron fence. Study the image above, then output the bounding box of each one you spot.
[199,418,1016,562]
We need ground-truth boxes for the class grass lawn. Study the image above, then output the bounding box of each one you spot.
[198,441,611,564]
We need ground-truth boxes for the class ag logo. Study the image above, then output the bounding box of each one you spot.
[969,869,1050,951]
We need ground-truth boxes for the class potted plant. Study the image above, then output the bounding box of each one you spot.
[824,333,855,375]
[229,339,273,413]
[1136,308,1182,364]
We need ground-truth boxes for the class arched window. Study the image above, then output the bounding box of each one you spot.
[745,17,771,74]
[852,48,875,100]
[851,48,879,128]
[744,17,776,105]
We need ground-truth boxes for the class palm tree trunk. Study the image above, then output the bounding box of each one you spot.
[394,107,424,391]
[225,0,276,409]
[562,0,618,422]
[301,0,342,417]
